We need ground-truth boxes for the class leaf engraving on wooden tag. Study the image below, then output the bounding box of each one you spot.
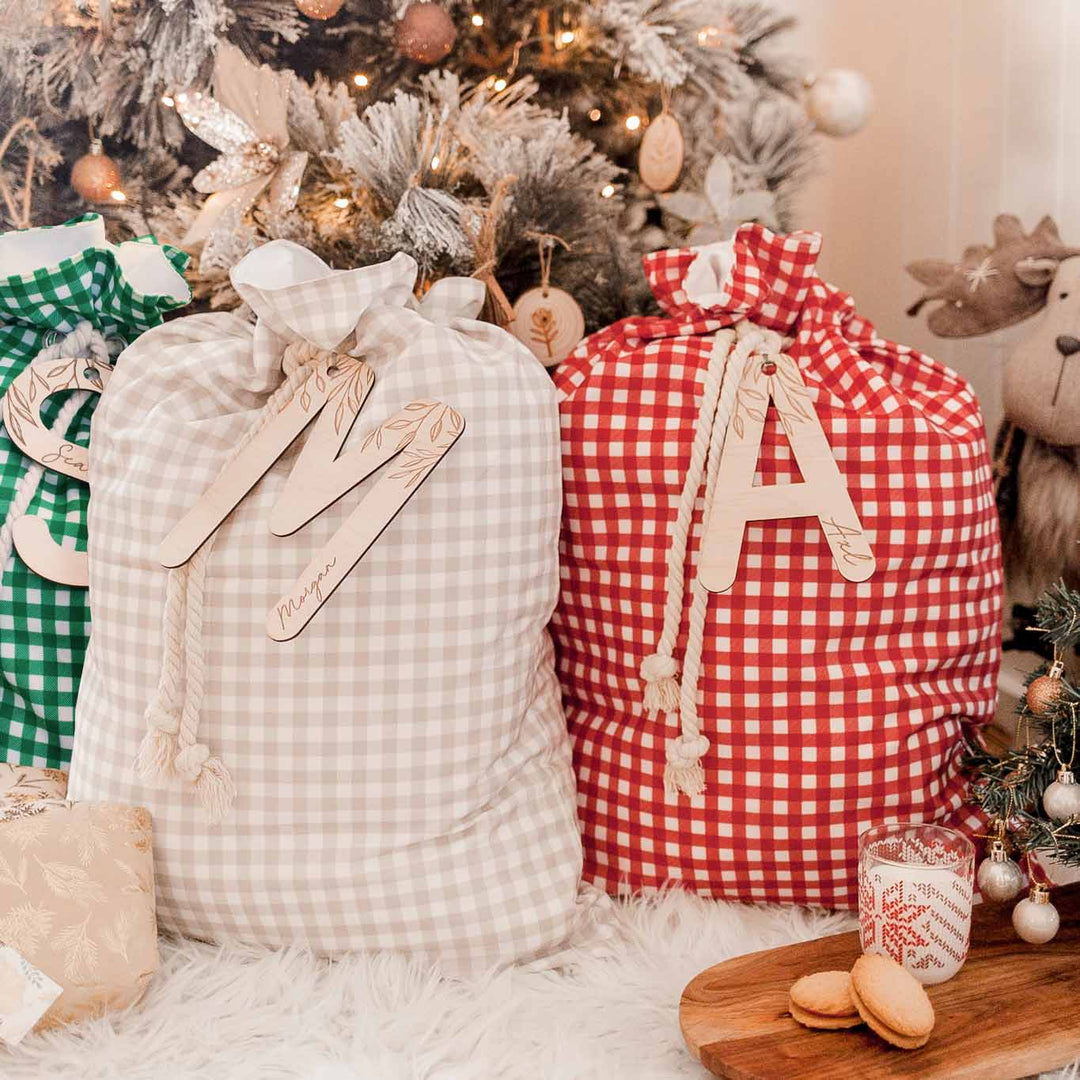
[639,111,685,193]
[510,286,585,367]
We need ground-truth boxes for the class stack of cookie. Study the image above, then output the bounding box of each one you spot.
[788,953,936,1050]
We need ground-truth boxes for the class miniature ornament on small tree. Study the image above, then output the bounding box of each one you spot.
[1012,882,1060,944]
[1027,658,1066,715]
[395,3,457,64]
[71,138,121,202]
[1043,709,1080,821]
[804,69,873,137]
[976,831,1025,902]
[294,0,343,18]
[510,236,585,368]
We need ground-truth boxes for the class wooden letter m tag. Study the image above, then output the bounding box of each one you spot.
[158,355,464,641]
[698,352,874,592]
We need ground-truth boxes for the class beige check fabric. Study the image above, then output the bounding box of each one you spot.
[69,243,582,973]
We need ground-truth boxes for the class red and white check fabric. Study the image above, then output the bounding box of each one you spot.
[552,224,1002,907]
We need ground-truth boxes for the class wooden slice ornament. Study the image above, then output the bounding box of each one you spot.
[638,88,684,193]
[0,353,112,585]
[510,235,585,367]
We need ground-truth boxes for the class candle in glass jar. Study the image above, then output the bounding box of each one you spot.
[859,861,973,985]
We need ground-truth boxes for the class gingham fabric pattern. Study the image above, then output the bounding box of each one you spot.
[552,224,1002,908]
[69,243,582,972]
[0,215,188,768]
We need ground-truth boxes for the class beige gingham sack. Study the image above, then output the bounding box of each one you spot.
[69,242,582,972]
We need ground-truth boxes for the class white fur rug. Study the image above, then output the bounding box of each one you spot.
[2,890,1075,1080]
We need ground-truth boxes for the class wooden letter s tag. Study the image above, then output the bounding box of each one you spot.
[0,355,111,586]
[697,353,875,593]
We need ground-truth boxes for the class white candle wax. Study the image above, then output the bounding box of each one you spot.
[859,862,972,985]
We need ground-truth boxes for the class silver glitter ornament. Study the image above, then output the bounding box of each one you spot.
[1012,883,1060,944]
[976,839,1024,902]
[1043,767,1080,822]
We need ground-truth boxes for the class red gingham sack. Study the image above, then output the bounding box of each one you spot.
[552,224,1002,907]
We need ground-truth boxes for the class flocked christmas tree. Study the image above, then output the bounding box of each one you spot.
[0,1,871,339]
[968,580,1080,944]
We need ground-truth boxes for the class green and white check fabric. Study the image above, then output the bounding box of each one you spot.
[0,214,189,767]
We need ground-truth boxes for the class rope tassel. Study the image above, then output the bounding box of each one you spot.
[644,320,787,800]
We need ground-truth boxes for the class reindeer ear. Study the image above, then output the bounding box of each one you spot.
[905,259,955,287]
[993,214,1025,245]
[1032,215,1062,245]
[1015,255,1059,287]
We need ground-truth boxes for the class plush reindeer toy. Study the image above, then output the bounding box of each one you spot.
[907,214,1080,613]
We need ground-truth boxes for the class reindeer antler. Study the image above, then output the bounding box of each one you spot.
[905,214,1080,338]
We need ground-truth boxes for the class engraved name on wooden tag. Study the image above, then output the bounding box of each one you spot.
[158,354,464,640]
[698,352,875,592]
[1,355,112,586]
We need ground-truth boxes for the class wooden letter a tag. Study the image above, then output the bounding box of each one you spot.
[697,352,875,592]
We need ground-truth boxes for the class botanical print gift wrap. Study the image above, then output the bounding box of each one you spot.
[0,789,157,1032]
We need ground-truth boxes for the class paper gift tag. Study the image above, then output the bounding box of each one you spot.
[0,946,62,1045]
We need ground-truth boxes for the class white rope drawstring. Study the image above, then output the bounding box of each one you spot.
[641,319,788,798]
[0,321,111,583]
[137,340,327,823]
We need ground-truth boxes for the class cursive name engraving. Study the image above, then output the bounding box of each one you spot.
[41,442,86,473]
[276,557,338,630]
[821,516,873,565]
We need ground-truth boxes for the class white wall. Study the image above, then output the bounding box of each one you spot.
[779,0,1080,438]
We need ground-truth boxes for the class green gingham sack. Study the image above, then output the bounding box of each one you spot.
[0,214,189,767]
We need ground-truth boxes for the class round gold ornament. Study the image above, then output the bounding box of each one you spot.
[1026,659,1065,715]
[510,286,585,368]
[395,3,457,64]
[638,110,684,193]
[70,139,121,203]
[804,68,873,137]
[295,0,344,19]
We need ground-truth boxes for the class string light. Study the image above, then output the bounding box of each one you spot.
[697,20,733,48]
[588,108,602,122]
[430,154,441,170]
[559,29,575,45]
[161,95,175,108]
[353,73,369,88]
[600,184,615,198]
[471,13,484,26]
[109,189,127,202]
[624,114,642,131]
[333,197,349,209]
[493,78,507,92]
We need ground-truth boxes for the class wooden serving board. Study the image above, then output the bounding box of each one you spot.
[681,883,1080,1079]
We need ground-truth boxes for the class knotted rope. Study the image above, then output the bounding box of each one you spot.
[137,340,327,823]
[639,319,788,797]
[0,321,111,583]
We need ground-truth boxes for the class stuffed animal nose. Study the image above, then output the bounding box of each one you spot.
[1055,334,1080,357]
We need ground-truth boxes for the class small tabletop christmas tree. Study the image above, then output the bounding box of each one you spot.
[969,580,1080,944]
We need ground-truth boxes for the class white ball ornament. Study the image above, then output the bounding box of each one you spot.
[805,69,874,137]
[1043,767,1080,822]
[1012,884,1060,944]
[976,839,1024,902]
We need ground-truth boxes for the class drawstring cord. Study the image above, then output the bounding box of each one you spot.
[639,319,789,798]
[137,340,329,823]
[0,321,112,584]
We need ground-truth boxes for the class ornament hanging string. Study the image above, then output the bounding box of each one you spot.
[0,118,39,230]
[1051,704,1078,772]
[526,231,571,298]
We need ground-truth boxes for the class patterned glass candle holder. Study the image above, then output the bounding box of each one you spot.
[858,822,975,986]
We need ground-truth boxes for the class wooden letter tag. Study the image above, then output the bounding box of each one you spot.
[158,355,465,641]
[698,352,875,593]
[0,355,111,586]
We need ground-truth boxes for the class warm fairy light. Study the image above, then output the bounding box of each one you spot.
[624,114,642,131]
[600,184,616,198]
[353,73,369,87]
[493,78,507,91]
[333,197,349,208]
[559,29,575,44]
[697,20,733,48]
[175,92,188,105]
[161,95,175,108]
[471,13,484,26]
[110,190,127,202]
[430,154,441,170]
[588,108,602,122]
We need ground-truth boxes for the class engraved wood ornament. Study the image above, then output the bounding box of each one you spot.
[638,109,685,193]
[159,354,465,641]
[509,236,584,367]
[698,351,875,592]
[1,354,111,585]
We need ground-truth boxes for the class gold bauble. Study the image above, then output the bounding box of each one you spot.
[70,140,121,203]
[1026,660,1065,715]
[295,0,344,18]
[395,2,457,64]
